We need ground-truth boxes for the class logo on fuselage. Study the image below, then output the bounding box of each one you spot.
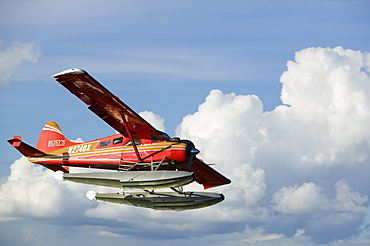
[48,140,66,147]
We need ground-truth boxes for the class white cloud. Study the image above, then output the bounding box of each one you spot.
[97,231,123,238]
[70,137,84,143]
[242,232,284,243]
[0,157,63,218]
[0,41,41,87]
[272,182,328,214]
[0,157,98,221]
[272,180,367,215]
[1,46,370,245]
[177,90,265,165]
[332,180,368,213]
[176,46,370,244]
[276,47,370,165]
[139,110,166,132]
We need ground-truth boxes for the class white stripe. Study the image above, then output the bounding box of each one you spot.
[42,125,63,135]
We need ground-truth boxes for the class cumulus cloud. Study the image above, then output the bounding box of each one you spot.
[139,110,166,132]
[0,157,93,220]
[0,157,62,218]
[176,46,370,244]
[272,180,367,215]
[1,46,370,245]
[272,182,328,214]
[277,47,370,165]
[0,41,41,87]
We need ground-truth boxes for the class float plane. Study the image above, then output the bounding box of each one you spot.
[8,68,231,210]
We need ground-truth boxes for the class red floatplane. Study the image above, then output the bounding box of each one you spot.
[8,68,231,210]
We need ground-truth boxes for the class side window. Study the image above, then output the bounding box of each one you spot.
[100,140,110,147]
[151,134,161,143]
[113,137,123,145]
[124,137,141,146]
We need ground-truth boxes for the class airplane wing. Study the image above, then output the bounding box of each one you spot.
[188,158,231,189]
[52,68,159,139]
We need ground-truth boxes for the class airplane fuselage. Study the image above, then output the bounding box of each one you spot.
[28,134,192,171]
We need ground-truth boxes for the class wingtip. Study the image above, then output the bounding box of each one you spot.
[51,68,86,78]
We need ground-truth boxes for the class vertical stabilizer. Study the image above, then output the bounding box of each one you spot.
[36,121,74,153]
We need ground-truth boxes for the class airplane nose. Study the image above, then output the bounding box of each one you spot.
[168,138,199,164]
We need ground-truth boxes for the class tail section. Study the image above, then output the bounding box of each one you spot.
[36,121,74,153]
[8,121,73,173]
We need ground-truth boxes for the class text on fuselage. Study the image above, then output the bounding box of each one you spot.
[68,144,91,154]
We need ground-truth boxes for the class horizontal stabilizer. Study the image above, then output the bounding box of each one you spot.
[8,136,46,157]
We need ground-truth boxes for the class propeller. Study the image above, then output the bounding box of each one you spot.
[191,148,200,156]
[186,142,200,171]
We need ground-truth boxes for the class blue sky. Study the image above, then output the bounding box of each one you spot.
[1,1,370,245]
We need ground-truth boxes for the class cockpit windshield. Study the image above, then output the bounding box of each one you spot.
[151,131,171,142]
[157,131,170,140]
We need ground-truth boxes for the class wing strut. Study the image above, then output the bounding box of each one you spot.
[121,111,142,162]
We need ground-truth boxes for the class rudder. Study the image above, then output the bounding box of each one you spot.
[36,121,74,153]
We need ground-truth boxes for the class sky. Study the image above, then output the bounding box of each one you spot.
[0,0,370,245]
